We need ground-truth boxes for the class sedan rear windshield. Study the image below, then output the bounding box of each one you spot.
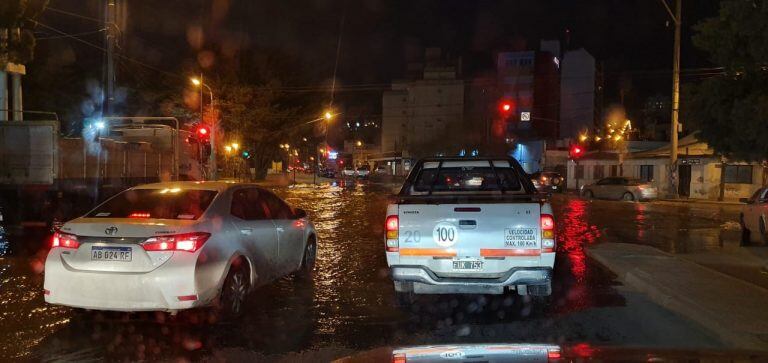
[86,189,218,220]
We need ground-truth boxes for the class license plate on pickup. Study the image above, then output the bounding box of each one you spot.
[452,260,483,271]
[91,246,132,262]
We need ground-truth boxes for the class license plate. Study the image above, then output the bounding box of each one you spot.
[453,260,483,271]
[91,246,132,262]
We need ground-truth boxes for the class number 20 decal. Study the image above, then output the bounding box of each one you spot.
[403,230,421,243]
[433,222,459,247]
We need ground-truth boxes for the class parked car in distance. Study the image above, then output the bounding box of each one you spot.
[375,165,388,175]
[740,187,768,245]
[581,177,658,201]
[44,182,317,317]
[342,166,357,177]
[530,171,564,193]
[356,165,371,179]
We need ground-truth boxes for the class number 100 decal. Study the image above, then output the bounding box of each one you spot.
[433,222,459,247]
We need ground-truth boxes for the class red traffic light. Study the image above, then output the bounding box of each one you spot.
[570,144,585,159]
[197,126,209,136]
[499,100,514,113]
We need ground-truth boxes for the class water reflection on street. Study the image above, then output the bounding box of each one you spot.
[0,184,738,360]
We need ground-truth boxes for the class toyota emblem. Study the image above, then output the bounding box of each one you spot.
[105,226,118,235]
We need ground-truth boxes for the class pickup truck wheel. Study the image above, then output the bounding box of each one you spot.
[528,282,552,297]
[395,291,415,307]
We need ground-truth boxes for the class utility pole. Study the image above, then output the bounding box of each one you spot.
[103,0,117,115]
[659,0,681,198]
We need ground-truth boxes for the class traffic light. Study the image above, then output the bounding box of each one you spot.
[570,144,585,160]
[499,100,514,114]
[241,150,251,159]
[197,126,210,141]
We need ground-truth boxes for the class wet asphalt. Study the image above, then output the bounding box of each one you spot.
[0,181,743,361]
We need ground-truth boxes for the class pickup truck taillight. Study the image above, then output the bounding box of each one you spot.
[540,214,556,253]
[385,215,399,252]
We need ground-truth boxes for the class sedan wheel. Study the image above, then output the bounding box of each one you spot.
[297,238,317,279]
[622,192,635,202]
[583,190,593,200]
[740,213,751,246]
[221,265,249,318]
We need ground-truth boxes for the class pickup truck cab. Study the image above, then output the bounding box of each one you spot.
[385,158,555,300]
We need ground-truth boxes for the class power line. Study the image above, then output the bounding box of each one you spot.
[30,19,185,82]
[36,28,105,40]
[45,6,104,24]
[27,18,728,95]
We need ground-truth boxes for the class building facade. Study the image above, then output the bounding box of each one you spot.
[565,134,765,200]
[559,48,596,139]
[496,48,560,141]
[381,51,464,160]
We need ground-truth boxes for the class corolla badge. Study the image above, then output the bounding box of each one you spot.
[105,226,118,235]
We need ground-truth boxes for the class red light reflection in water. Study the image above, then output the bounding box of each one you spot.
[558,198,601,283]
[634,202,647,241]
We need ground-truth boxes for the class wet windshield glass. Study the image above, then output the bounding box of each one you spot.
[86,189,217,220]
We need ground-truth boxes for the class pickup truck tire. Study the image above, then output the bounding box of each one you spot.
[527,282,552,297]
[395,291,415,307]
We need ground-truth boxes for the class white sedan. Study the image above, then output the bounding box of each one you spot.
[741,187,768,244]
[44,181,317,317]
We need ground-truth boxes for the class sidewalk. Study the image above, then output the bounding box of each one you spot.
[655,198,744,206]
[587,243,768,350]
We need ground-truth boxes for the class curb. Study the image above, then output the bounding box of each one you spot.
[655,199,743,206]
[586,245,768,350]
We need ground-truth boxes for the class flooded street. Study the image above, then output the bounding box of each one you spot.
[0,183,739,361]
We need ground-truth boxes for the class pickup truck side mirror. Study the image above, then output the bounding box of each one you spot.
[293,208,307,219]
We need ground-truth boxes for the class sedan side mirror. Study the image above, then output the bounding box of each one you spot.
[294,208,307,219]
[739,198,750,204]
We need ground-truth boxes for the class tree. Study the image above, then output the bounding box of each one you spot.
[686,0,768,167]
[158,48,324,179]
[0,0,48,65]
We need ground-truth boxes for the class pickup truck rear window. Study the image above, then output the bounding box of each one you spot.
[413,166,522,193]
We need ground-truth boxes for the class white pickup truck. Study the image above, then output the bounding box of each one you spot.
[385,158,555,302]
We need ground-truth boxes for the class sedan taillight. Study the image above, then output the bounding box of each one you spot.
[52,232,80,249]
[142,232,211,252]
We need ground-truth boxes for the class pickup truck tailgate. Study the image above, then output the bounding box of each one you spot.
[397,203,542,261]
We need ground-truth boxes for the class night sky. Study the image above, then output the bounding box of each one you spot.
[30,0,722,121]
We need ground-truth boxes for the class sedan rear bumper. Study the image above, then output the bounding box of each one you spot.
[391,265,552,294]
[43,250,220,312]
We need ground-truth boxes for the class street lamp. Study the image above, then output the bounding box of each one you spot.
[191,75,217,180]
[231,143,239,151]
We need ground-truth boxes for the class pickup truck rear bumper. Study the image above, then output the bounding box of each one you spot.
[390,265,552,295]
